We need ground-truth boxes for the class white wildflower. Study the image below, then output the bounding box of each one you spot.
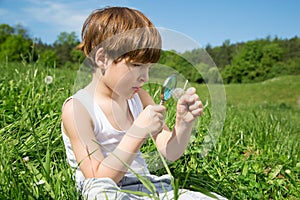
[44,76,53,84]
[23,156,29,162]
[35,180,45,186]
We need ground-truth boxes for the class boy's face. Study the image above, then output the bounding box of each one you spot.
[102,58,151,99]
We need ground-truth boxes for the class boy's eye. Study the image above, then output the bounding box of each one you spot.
[131,63,152,68]
[132,63,141,67]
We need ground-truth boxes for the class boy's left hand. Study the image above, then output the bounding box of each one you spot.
[176,87,203,124]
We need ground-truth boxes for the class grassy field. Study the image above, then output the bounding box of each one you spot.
[0,62,299,199]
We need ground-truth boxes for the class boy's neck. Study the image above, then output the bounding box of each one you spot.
[85,71,126,104]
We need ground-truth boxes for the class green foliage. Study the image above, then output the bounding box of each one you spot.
[144,77,300,199]
[1,61,300,199]
[0,62,78,199]
[205,39,236,69]
[0,24,14,43]
[0,34,33,62]
[38,50,58,68]
[177,36,300,84]
[219,37,300,83]
[0,23,299,84]
[177,106,300,199]
[52,32,83,68]
[0,24,36,63]
[159,50,222,84]
[54,31,79,46]
[224,40,284,83]
[0,20,299,199]
[0,24,84,69]
[159,50,203,83]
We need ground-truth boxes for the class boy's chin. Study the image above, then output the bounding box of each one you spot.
[128,91,138,99]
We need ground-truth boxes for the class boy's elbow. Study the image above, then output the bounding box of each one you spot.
[166,153,182,162]
[159,149,182,162]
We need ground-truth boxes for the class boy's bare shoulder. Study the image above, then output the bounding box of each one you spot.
[62,98,75,119]
[62,98,92,136]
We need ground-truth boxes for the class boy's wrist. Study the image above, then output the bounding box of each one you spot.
[126,121,163,140]
[126,125,149,142]
[176,117,194,127]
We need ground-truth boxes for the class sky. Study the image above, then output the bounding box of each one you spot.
[0,0,299,51]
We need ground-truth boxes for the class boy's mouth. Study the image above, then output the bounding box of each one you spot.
[132,86,142,92]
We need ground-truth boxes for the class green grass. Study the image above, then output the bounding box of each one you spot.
[1,61,299,199]
[194,75,300,110]
[0,62,78,199]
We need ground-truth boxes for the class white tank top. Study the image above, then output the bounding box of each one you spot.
[61,89,150,189]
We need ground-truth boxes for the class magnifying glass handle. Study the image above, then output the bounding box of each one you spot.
[159,99,165,105]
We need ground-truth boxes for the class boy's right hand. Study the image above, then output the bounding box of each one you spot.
[129,105,166,139]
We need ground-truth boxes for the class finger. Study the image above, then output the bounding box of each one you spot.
[150,106,165,119]
[191,108,204,117]
[156,113,165,121]
[178,94,193,105]
[186,87,196,95]
[152,105,166,113]
[149,109,165,120]
[188,100,203,111]
[180,94,199,106]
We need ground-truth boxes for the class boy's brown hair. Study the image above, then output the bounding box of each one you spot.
[78,7,162,69]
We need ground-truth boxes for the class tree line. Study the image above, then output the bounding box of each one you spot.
[0,24,84,70]
[1,23,299,84]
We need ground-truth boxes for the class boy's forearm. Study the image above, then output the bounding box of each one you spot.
[96,129,146,183]
[157,121,194,161]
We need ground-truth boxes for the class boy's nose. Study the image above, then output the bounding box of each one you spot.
[139,74,148,83]
[139,70,149,83]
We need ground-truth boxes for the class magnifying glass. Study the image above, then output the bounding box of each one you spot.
[160,74,177,105]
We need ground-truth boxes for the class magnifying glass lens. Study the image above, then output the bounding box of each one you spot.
[160,74,177,104]
[164,87,173,100]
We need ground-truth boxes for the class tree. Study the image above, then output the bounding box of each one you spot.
[0,35,32,62]
[53,31,80,67]
[260,43,283,79]
[230,40,264,83]
[39,50,58,67]
[0,24,14,43]
[0,24,37,62]
[54,31,79,46]
[14,23,30,39]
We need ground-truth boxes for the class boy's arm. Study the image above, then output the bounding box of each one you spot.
[138,88,203,161]
[62,98,145,184]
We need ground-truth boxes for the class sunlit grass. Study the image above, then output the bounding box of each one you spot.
[1,61,299,199]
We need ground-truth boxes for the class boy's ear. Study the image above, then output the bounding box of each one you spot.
[95,47,107,67]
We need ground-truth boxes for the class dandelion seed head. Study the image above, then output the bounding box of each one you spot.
[44,76,53,84]
[172,88,184,100]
